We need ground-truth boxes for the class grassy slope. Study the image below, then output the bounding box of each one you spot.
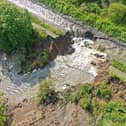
[111,59,126,73]
[31,15,63,36]
[38,0,126,43]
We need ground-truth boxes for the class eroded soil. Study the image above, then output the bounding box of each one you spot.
[9,99,90,126]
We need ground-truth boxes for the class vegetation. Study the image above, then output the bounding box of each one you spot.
[31,15,63,36]
[66,82,126,126]
[0,92,5,126]
[37,79,58,105]
[67,83,111,111]
[34,27,48,39]
[111,59,126,73]
[39,0,126,42]
[109,71,126,84]
[39,50,49,68]
[108,3,126,24]
[21,48,49,73]
[0,0,33,54]
[0,0,58,73]
[95,83,111,100]
[99,102,126,126]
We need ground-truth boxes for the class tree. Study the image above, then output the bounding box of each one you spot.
[0,0,33,54]
[108,2,126,24]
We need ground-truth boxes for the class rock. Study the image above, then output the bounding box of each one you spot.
[22,98,28,103]
[84,31,94,39]
[15,103,22,108]
[32,69,37,73]
[90,61,97,66]
[91,51,107,58]
[88,66,97,77]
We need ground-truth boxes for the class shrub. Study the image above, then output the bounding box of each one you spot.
[79,94,92,111]
[86,3,101,13]
[69,84,93,103]
[102,102,126,125]
[95,83,111,100]
[34,28,48,39]
[91,98,100,114]
[108,3,126,24]
[37,79,58,105]
[0,92,5,126]
[67,84,94,112]
[39,50,49,68]
[77,84,93,95]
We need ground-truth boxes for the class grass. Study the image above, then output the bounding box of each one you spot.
[109,71,126,84]
[33,27,48,39]
[31,15,64,36]
[101,102,126,126]
[111,59,126,73]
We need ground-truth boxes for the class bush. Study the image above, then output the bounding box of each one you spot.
[40,50,49,68]
[68,84,94,112]
[37,79,58,105]
[0,92,5,126]
[79,94,92,111]
[68,83,111,111]
[95,83,111,100]
[102,102,126,125]
[34,28,48,39]
[108,3,126,24]
[78,84,93,95]
[69,84,93,103]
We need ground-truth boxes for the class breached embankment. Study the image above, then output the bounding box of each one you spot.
[0,36,108,106]
[8,0,126,62]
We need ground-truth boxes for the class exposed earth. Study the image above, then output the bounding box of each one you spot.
[0,36,107,106]
[9,99,90,126]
